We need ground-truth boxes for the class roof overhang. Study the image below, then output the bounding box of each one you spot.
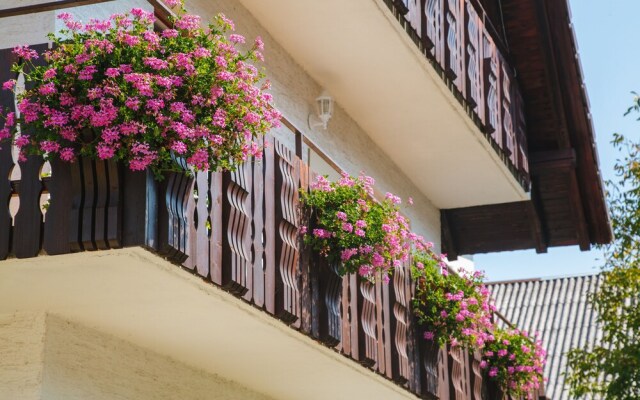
[442,0,612,256]
[229,0,528,209]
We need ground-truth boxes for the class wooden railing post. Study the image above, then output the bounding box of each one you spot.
[158,158,192,264]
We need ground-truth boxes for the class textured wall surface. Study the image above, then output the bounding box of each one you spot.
[0,313,46,400]
[0,311,274,400]
[41,314,274,400]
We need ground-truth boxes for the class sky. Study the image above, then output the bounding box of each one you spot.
[476,0,640,282]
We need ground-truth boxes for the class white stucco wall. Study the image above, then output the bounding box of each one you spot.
[41,314,274,400]
[0,311,274,400]
[0,313,46,400]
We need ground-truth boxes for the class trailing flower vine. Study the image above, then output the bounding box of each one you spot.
[299,171,547,395]
[299,172,412,282]
[411,249,495,349]
[482,328,546,398]
[0,0,280,177]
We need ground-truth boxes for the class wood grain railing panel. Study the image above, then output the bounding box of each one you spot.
[221,163,252,296]
[319,259,342,346]
[12,154,44,258]
[391,262,411,383]
[43,158,72,255]
[274,139,301,324]
[359,280,378,367]
[470,350,484,400]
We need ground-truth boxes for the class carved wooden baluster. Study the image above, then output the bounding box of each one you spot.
[444,0,461,81]
[465,0,482,110]
[274,139,300,323]
[358,279,378,367]
[93,159,121,250]
[470,350,484,400]
[104,159,121,249]
[0,47,18,260]
[12,45,48,258]
[186,170,209,277]
[406,0,422,37]
[162,159,193,263]
[420,339,441,398]
[449,345,470,400]
[391,263,411,383]
[43,158,72,255]
[222,163,251,295]
[437,346,451,399]
[515,90,530,179]
[12,153,43,258]
[94,160,109,250]
[320,259,342,346]
[425,0,444,62]
[483,31,502,144]
[501,62,516,165]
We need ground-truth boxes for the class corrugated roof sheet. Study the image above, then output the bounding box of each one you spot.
[488,274,604,400]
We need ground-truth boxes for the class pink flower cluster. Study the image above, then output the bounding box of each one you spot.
[0,2,280,176]
[301,172,415,282]
[481,328,546,398]
[412,254,495,350]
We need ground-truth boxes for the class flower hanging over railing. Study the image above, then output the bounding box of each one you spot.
[299,172,411,281]
[0,0,280,177]
[482,328,546,398]
[411,250,495,349]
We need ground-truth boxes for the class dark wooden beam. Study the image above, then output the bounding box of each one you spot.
[529,149,576,175]
[0,0,114,18]
[440,211,458,261]
[532,0,572,149]
[525,200,547,254]
[567,170,590,251]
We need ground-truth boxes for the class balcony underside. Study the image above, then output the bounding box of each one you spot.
[233,0,528,209]
[0,248,414,400]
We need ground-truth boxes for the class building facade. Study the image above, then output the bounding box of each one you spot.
[0,0,610,399]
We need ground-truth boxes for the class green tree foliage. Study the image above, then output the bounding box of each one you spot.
[566,97,640,399]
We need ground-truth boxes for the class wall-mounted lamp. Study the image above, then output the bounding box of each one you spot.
[308,90,334,130]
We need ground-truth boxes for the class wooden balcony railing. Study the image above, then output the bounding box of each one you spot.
[0,45,544,399]
[0,132,546,400]
[386,0,530,190]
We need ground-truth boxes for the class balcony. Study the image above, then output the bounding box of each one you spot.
[232,0,530,209]
[0,119,547,398]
